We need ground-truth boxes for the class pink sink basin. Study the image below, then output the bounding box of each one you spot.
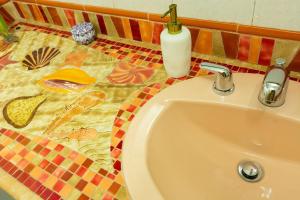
[123,73,300,200]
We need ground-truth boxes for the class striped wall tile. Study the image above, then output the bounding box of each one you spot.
[64,9,76,27]
[129,19,142,41]
[111,16,125,38]
[287,49,300,72]
[2,1,300,70]
[258,38,275,66]
[248,36,261,64]
[0,7,14,25]
[96,14,107,35]
[237,35,250,61]
[221,32,240,59]
[152,23,163,44]
[194,29,213,55]
[138,20,152,43]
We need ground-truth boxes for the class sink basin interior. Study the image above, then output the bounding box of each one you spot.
[146,101,300,200]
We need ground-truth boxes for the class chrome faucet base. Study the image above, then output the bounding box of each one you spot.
[201,62,234,96]
[213,82,235,96]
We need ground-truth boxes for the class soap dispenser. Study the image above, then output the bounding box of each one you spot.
[160,4,191,78]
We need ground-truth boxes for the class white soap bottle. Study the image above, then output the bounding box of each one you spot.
[160,4,191,78]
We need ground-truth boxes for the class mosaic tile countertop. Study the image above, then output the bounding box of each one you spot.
[0,22,300,200]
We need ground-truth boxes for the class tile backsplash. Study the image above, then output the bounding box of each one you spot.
[1,0,300,72]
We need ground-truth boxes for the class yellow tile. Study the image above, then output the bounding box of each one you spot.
[212,31,226,57]
[104,16,118,37]
[83,170,96,182]
[44,175,57,188]
[74,154,86,165]
[248,36,262,64]
[99,177,112,190]
[59,184,73,199]
[122,18,133,40]
[30,167,42,179]
[83,183,96,196]
[115,173,125,185]
[139,20,153,43]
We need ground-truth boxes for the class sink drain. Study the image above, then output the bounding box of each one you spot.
[237,161,264,182]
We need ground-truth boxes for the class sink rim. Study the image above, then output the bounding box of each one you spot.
[122,73,300,200]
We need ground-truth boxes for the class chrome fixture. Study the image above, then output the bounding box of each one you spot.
[258,58,289,107]
[201,62,235,95]
[237,160,264,183]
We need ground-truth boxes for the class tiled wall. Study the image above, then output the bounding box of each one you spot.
[55,0,300,32]
[2,0,300,72]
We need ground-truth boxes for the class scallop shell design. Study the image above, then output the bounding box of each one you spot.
[22,47,60,70]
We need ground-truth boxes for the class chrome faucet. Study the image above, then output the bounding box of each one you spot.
[258,58,289,107]
[201,62,235,95]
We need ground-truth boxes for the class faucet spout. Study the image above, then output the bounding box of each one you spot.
[258,64,289,107]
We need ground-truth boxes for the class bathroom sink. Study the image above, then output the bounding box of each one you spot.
[123,73,300,200]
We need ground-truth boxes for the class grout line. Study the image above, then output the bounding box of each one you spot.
[251,0,257,25]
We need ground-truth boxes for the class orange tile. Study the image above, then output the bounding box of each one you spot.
[238,24,300,41]
[138,20,153,43]
[36,0,84,11]
[189,28,200,50]
[122,18,132,40]
[18,2,31,19]
[248,36,262,64]
[31,4,45,22]
[84,5,147,19]
[111,16,125,38]
[47,7,63,26]
[194,29,213,54]
[0,0,9,5]
[13,0,35,3]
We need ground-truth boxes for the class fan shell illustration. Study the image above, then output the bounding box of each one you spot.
[22,47,60,70]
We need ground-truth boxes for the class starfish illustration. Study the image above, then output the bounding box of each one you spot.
[0,51,18,70]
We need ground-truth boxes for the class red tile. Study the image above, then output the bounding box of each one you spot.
[53,180,64,193]
[33,144,43,153]
[13,2,25,19]
[52,155,65,165]
[48,192,61,200]
[64,9,76,27]
[69,163,79,173]
[29,181,42,192]
[82,11,90,22]
[47,7,63,26]
[76,166,87,177]
[258,38,275,66]
[41,188,53,200]
[108,182,121,195]
[237,35,250,61]
[0,7,14,25]
[38,6,49,23]
[98,168,108,176]
[111,16,125,38]
[91,174,103,186]
[61,171,73,181]
[53,167,65,178]
[152,23,164,44]
[113,160,121,171]
[39,159,50,169]
[116,141,123,149]
[82,158,93,168]
[38,172,49,182]
[24,163,34,173]
[78,194,89,200]
[287,49,300,72]
[221,32,240,59]
[18,172,29,183]
[39,148,50,156]
[45,163,57,173]
[129,19,142,41]
[97,14,107,35]
[54,144,64,152]
[75,179,87,191]
[36,185,46,195]
[24,177,35,187]
[189,28,200,50]
[115,130,125,138]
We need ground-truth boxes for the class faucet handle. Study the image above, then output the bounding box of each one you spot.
[200,62,235,96]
